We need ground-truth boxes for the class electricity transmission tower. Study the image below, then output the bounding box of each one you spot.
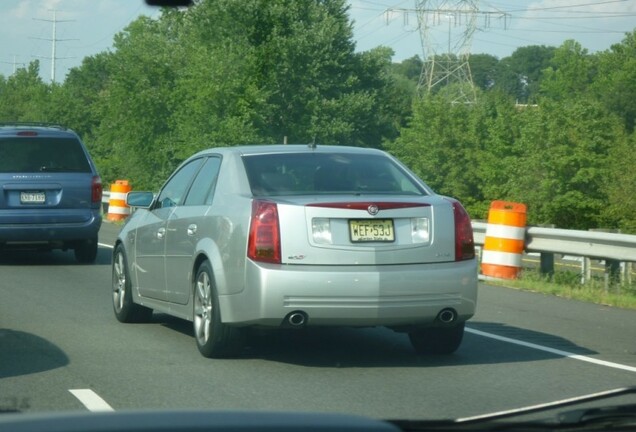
[417,0,477,104]
[390,1,508,103]
[33,10,76,83]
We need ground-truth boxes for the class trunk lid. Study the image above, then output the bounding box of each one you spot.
[276,195,456,265]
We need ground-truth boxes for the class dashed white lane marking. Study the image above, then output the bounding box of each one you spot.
[467,327,636,373]
[99,243,114,249]
[69,389,114,412]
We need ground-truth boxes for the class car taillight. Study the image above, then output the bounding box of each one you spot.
[447,198,475,261]
[92,176,103,204]
[247,200,281,264]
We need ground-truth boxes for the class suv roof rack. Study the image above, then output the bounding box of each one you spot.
[0,122,69,130]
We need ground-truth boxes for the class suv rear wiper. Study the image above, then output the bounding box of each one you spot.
[390,387,636,431]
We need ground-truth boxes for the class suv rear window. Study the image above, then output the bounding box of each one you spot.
[0,137,91,173]
[243,152,426,197]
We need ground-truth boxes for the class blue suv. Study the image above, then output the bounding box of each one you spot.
[0,124,102,263]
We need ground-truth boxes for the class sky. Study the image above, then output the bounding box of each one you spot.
[0,0,635,83]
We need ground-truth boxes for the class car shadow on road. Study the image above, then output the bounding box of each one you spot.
[243,324,598,368]
[0,329,69,380]
[0,247,111,266]
[154,314,598,368]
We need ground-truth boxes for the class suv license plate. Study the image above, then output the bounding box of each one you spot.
[20,191,46,204]
[349,219,395,242]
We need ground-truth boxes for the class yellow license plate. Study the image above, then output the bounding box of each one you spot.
[349,219,394,242]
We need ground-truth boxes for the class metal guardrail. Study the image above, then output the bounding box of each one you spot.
[472,222,636,262]
[473,221,635,285]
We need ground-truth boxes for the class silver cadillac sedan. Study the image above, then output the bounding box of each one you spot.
[112,145,478,358]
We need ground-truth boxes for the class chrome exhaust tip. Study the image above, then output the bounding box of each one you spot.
[286,311,307,327]
[437,308,457,324]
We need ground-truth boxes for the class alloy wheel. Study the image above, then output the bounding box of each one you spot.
[194,270,213,345]
[113,251,126,313]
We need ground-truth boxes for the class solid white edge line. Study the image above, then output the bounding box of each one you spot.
[466,327,636,373]
[98,243,114,249]
[69,389,114,412]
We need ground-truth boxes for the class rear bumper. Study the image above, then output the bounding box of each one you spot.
[218,259,478,327]
[0,212,102,247]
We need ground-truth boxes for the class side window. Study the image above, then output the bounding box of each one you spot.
[156,159,204,209]
[184,157,222,206]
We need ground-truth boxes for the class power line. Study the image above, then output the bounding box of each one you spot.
[498,0,632,14]
[351,0,634,62]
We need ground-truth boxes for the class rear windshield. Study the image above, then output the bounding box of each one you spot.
[242,152,427,197]
[0,137,92,173]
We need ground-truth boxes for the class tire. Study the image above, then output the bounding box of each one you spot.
[74,237,98,263]
[408,322,465,355]
[112,244,153,323]
[193,260,244,358]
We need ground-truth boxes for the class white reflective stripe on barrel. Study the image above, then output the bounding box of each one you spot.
[107,206,131,215]
[484,224,525,240]
[481,250,523,267]
[108,191,127,201]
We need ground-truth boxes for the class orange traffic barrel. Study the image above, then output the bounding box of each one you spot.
[481,200,527,279]
[106,180,132,221]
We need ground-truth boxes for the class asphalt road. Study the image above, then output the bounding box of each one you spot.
[1,222,635,421]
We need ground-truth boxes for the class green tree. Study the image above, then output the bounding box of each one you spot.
[0,61,51,122]
[92,15,182,189]
[168,40,268,157]
[382,54,423,139]
[177,0,395,148]
[492,45,555,103]
[508,99,619,229]
[592,30,636,132]
[539,40,595,101]
[248,0,385,145]
[472,91,523,217]
[387,93,484,214]
[469,53,499,91]
[603,133,636,233]
[76,0,398,189]
[52,52,113,139]
[391,55,423,83]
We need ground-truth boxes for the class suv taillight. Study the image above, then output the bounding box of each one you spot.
[247,200,281,264]
[447,198,475,261]
[92,176,103,204]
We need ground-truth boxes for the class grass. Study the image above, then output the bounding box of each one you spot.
[484,268,636,310]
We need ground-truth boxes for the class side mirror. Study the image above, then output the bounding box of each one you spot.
[126,191,154,208]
